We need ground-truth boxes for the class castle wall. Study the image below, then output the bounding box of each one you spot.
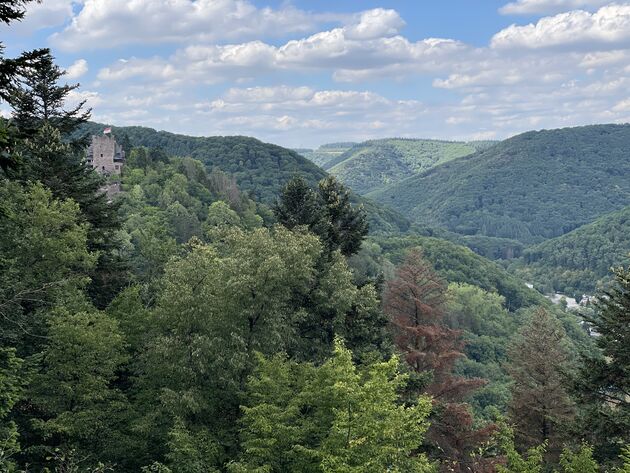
[87,135,124,175]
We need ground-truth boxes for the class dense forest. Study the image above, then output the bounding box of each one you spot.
[512,206,630,297]
[302,138,482,195]
[1,4,629,472]
[76,123,410,235]
[371,125,630,242]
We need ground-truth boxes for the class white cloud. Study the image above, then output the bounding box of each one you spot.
[66,89,102,109]
[96,19,468,85]
[65,59,88,79]
[58,3,630,145]
[612,98,630,112]
[1,0,76,35]
[344,8,405,40]
[51,0,325,51]
[499,0,610,15]
[492,4,630,49]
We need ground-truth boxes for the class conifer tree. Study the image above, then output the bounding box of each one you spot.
[575,266,630,461]
[275,175,368,257]
[507,308,574,461]
[383,249,491,471]
[9,50,90,138]
[16,124,126,307]
[274,175,324,231]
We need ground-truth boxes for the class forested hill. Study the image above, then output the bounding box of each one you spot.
[78,123,410,233]
[513,205,630,296]
[295,142,356,168]
[370,124,630,242]
[315,138,483,195]
[78,123,326,203]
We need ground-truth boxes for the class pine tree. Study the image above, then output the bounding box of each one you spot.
[575,266,630,462]
[274,175,324,230]
[8,50,90,138]
[507,308,574,461]
[275,175,368,257]
[317,175,368,256]
[383,249,491,471]
[0,1,49,171]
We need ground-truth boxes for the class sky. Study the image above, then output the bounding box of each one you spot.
[2,0,630,148]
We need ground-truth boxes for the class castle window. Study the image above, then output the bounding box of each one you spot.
[102,166,105,170]
[115,165,119,170]
[100,153,103,157]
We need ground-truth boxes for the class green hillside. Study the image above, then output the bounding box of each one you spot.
[296,142,356,168]
[325,138,479,195]
[371,124,630,242]
[513,206,630,296]
[78,123,409,233]
[370,235,544,311]
[79,123,327,203]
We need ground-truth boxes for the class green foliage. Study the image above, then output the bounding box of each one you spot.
[0,180,95,347]
[574,266,630,462]
[275,176,368,257]
[496,424,546,473]
[446,284,516,418]
[515,206,630,296]
[0,348,24,470]
[372,124,630,242]
[11,123,124,307]
[8,50,90,137]
[370,234,544,310]
[231,340,435,473]
[28,309,129,465]
[556,444,599,473]
[326,138,477,195]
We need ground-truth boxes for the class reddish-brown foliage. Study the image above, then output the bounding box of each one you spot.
[383,249,496,472]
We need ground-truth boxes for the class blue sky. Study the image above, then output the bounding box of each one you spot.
[2,0,630,147]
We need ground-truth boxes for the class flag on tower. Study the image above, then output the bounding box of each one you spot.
[103,127,112,134]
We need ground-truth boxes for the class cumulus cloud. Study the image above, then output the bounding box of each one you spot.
[65,59,88,79]
[51,0,326,51]
[1,0,76,35]
[344,8,405,39]
[96,11,468,85]
[48,2,630,145]
[492,4,630,49]
[499,0,610,15]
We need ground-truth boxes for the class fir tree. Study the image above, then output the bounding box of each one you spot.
[275,175,368,257]
[507,308,574,461]
[8,50,91,138]
[383,249,492,472]
[575,266,630,462]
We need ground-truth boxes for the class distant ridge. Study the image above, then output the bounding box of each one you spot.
[77,122,410,233]
[305,138,493,195]
[371,124,630,242]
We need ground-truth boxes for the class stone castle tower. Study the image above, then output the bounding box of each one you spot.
[86,131,125,175]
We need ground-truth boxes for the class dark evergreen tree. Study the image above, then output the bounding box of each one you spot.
[574,266,630,462]
[507,307,574,462]
[275,175,368,257]
[8,50,91,138]
[318,175,368,256]
[274,175,324,230]
[0,1,49,171]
